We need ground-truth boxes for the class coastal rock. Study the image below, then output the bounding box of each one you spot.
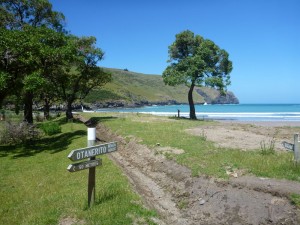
[196,89,239,104]
[211,91,239,104]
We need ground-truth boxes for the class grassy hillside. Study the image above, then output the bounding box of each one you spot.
[84,68,238,106]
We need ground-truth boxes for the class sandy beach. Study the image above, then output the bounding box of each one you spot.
[186,119,300,151]
[219,120,300,127]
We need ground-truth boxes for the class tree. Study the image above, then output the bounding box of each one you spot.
[162,30,233,119]
[0,0,111,122]
[50,36,111,120]
[0,0,65,32]
[0,0,66,123]
[0,26,68,122]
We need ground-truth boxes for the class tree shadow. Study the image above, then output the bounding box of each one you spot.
[0,115,118,159]
[0,130,85,159]
[55,116,82,125]
[84,116,117,127]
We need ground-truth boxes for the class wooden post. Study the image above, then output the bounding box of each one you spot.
[177,109,180,118]
[87,127,96,207]
[294,134,300,164]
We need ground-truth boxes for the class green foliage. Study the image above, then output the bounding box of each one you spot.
[0,0,65,31]
[163,30,232,88]
[39,121,61,136]
[0,0,112,122]
[23,71,46,92]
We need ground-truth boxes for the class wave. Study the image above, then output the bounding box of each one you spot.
[96,104,300,121]
[135,112,300,121]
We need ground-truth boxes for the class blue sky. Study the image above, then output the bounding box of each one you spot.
[50,0,299,104]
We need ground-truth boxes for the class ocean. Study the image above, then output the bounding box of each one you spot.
[96,104,300,122]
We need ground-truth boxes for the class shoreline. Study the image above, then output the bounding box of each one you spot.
[217,120,300,127]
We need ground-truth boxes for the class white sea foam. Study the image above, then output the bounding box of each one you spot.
[97,104,300,121]
[136,112,300,121]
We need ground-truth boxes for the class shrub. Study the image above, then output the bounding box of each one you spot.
[0,121,40,144]
[39,121,61,136]
[260,138,275,155]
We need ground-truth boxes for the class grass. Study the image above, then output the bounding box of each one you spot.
[0,117,157,225]
[39,121,61,135]
[289,193,300,208]
[96,113,300,181]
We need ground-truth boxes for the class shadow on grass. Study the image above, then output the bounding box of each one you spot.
[84,116,117,127]
[0,115,117,159]
[55,116,82,125]
[168,116,214,122]
[0,130,85,158]
[83,188,121,210]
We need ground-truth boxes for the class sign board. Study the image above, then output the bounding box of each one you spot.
[68,142,117,161]
[282,141,294,151]
[67,159,102,172]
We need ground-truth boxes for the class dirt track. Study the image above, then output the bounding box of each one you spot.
[87,118,300,225]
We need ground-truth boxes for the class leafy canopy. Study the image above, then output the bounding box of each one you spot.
[0,0,65,31]
[163,30,232,92]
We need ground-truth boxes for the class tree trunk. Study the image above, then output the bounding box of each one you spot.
[44,98,50,120]
[24,91,34,123]
[65,100,73,120]
[188,82,197,120]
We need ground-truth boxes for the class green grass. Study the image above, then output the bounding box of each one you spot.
[96,113,300,181]
[290,193,300,208]
[0,117,157,225]
[39,121,61,135]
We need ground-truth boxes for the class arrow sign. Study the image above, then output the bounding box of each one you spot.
[67,159,102,172]
[282,141,294,151]
[68,142,117,161]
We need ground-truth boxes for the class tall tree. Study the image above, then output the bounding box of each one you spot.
[50,36,111,120]
[0,0,65,122]
[163,30,233,119]
[0,26,68,122]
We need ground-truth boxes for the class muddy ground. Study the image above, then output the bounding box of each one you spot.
[85,116,300,225]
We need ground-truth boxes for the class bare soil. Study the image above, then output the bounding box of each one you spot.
[80,115,300,225]
[186,121,300,151]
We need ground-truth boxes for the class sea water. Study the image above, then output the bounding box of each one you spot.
[96,104,300,121]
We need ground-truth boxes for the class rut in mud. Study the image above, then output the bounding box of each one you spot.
[92,121,300,225]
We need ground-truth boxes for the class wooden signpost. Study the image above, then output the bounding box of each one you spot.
[67,127,117,207]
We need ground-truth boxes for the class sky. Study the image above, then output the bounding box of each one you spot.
[50,0,300,104]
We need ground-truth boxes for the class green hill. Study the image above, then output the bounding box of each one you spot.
[84,68,239,108]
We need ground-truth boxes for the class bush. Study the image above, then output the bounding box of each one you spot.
[260,138,275,155]
[0,121,40,144]
[39,121,61,136]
